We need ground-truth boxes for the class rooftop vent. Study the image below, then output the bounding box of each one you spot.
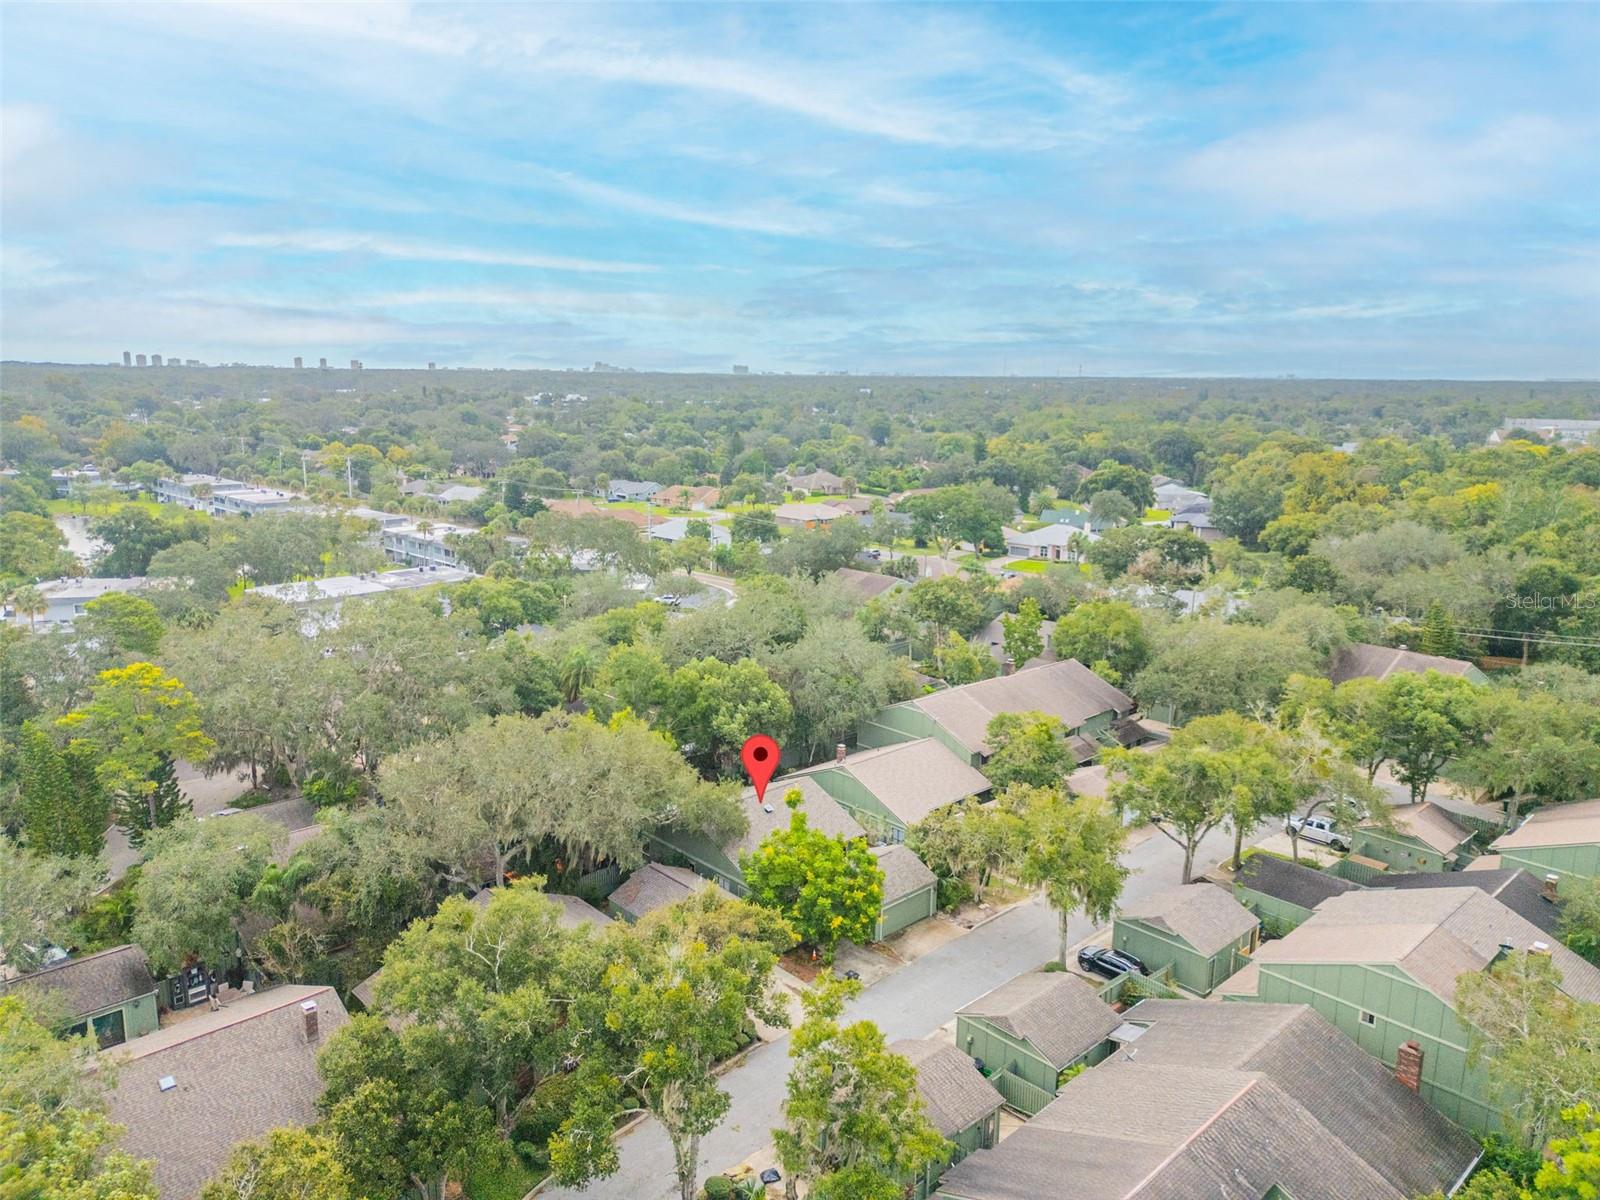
[158,1075,177,1092]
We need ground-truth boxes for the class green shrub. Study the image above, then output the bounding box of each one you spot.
[511,1072,585,1165]
[936,876,972,910]
[702,1177,733,1200]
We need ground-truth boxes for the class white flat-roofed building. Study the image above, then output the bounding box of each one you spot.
[211,487,300,517]
[154,474,252,509]
[3,576,148,629]
[381,522,471,568]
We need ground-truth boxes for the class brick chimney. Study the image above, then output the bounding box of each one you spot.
[835,743,848,764]
[1395,1041,1424,1092]
[301,999,319,1042]
[1542,874,1561,903]
[1002,657,1016,676]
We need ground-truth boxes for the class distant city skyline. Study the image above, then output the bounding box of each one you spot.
[2,3,1596,379]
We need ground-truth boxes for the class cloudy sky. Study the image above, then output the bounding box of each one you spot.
[2,2,1596,377]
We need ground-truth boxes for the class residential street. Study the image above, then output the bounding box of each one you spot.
[541,820,1251,1199]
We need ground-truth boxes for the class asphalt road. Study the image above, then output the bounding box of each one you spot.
[541,819,1250,1200]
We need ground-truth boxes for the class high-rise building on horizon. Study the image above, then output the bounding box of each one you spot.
[293,356,303,369]
[135,354,147,367]
[319,357,328,369]
[732,364,749,374]
[350,359,363,370]
[151,354,163,366]
[122,350,132,366]
[427,362,436,370]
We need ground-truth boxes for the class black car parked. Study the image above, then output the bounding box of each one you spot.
[1077,944,1147,979]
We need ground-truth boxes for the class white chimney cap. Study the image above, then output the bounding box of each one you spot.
[1530,940,1551,953]
[301,1000,318,1013]
[158,1075,177,1092]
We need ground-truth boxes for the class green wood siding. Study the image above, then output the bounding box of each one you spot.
[1113,917,1257,997]
[910,1110,999,1200]
[1233,959,1503,1134]
[1232,884,1317,937]
[955,1015,1055,1096]
[857,703,940,751]
[66,992,158,1048]
[955,1014,1109,1102]
[1497,843,1600,892]
[807,766,909,840]
[1350,827,1461,873]
[877,883,937,940]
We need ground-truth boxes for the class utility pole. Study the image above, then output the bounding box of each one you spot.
[301,453,310,491]
[346,456,354,498]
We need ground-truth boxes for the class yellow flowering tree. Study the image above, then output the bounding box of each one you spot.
[741,789,883,960]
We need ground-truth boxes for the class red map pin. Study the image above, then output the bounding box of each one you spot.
[741,734,780,804]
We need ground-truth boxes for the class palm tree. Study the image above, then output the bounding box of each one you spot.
[7,585,46,630]
[559,646,597,707]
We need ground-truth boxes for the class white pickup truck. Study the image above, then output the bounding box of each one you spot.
[1284,813,1351,852]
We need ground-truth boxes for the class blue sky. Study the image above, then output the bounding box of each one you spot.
[2,2,1596,377]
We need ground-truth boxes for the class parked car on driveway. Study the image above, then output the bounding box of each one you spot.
[1285,813,1350,851]
[1077,944,1147,979]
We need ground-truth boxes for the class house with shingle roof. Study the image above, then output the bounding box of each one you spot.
[869,844,938,940]
[784,468,846,494]
[774,500,849,529]
[1219,885,1600,1134]
[605,479,661,502]
[936,1000,1479,1200]
[1491,797,1600,893]
[858,659,1138,771]
[1352,802,1476,873]
[831,565,906,601]
[1367,867,1565,936]
[1232,852,1363,935]
[1113,883,1260,996]
[607,862,730,922]
[647,777,940,940]
[2,945,159,1048]
[893,1037,1004,1200]
[956,972,1119,1115]
[1330,641,1488,686]
[103,984,349,1199]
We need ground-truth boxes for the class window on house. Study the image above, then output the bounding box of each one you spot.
[1359,1011,1376,1026]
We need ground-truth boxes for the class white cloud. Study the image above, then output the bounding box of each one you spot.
[533,170,836,238]
[214,231,654,274]
[1175,108,1571,219]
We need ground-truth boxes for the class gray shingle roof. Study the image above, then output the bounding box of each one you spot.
[1493,797,1600,850]
[827,738,992,827]
[1234,854,1362,910]
[892,1037,1003,1138]
[870,844,937,905]
[1330,642,1481,685]
[1248,886,1600,1005]
[1364,802,1474,854]
[911,659,1134,755]
[1116,883,1259,956]
[831,566,905,601]
[732,776,866,858]
[608,863,727,919]
[1,945,155,1020]
[1368,867,1563,936]
[104,985,349,1200]
[468,887,614,931]
[936,1001,1479,1200]
[958,972,1119,1070]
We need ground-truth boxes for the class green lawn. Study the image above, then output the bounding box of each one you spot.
[1002,558,1048,573]
[47,497,162,518]
[1144,508,1172,521]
